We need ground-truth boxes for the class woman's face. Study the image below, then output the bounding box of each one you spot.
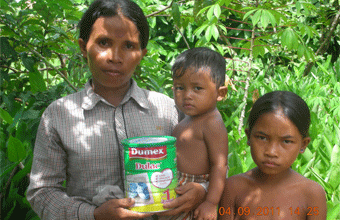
[79,15,147,93]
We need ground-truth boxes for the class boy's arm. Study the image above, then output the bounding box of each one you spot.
[203,117,228,205]
[306,182,327,220]
[219,177,238,220]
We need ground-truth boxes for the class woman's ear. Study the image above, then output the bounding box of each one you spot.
[78,38,87,59]
[141,48,147,58]
[217,86,228,101]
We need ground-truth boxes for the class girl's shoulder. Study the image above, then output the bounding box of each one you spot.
[225,170,255,191]
[290,170,326,200]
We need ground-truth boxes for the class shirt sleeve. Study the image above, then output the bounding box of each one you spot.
[26,107,96,220]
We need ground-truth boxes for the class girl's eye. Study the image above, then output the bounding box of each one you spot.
[194,87,203,90]
[283,140,293,144]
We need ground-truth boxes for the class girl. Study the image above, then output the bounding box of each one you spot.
[219,91,327,220]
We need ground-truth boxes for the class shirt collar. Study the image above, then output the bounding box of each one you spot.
[81,79,150,110]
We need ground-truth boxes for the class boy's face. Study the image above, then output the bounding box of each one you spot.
[172,68,221,117]
[246,111,310,175]
[78,15,147,92]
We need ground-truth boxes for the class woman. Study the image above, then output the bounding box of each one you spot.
[27,0,207,219]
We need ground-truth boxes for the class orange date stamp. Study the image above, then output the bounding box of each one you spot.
[219,206,320,216]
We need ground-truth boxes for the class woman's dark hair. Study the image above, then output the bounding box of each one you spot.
[78,0,149,49]
[172,47,226,88]
[247,91,311,138]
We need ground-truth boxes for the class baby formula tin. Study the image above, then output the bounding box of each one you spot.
[122,136,177,213]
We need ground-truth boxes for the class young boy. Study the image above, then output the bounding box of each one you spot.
[171,47,229,220]
[219,91,327,220]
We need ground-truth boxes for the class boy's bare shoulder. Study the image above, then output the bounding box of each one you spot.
[202,109,226,130]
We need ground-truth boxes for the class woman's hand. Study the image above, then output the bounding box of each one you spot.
[159,182,206,216]
[93,198,152,220]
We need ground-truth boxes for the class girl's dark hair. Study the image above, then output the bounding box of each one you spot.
[247,91,310,137]
[172,47,226,88]
[78,0,149,49]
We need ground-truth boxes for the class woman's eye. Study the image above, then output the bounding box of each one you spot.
[126,42,134,49]
[99,39,109,46]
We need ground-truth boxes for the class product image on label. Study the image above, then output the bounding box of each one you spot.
[126,173,154,206]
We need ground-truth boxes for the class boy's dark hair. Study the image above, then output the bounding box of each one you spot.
[172,47,226,88]
[78,0,149,49]
[247,91,311,138]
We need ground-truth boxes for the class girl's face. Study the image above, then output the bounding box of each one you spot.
[79,15,147,93]
[246,111,310,176]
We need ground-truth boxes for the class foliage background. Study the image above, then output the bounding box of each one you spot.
[1,0,339,219]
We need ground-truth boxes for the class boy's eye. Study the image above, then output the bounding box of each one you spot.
[256,135,267,140]
[194,87,203,90]
[174,86,183,90]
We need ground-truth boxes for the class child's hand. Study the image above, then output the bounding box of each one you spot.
[194,200,218,220]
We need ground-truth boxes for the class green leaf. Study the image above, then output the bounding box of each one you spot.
[211,24,219,41]
[297,44,305,58]
[243,9,257,21]
[207,5,214,20]
[213,4,221,18]
[0,108,13,124]
[327,202,340,220]
[309,167,332,193]
[171,3,181,27]
[264,10,276,28]
[7,136,27,162]
[205,25,212,42]
[252,9,262,26]
[0,37,17,57]
[12,156,33,184]
[281,28,298,50]
[21,54,36,72]
[328,145,340,189]
[228,149,244,176]
[322,135,333,156]
[194,24,208,36]
[29,70,47,93]
[268,10,286,24]
[261,10,271,29]
[0,0,15,12]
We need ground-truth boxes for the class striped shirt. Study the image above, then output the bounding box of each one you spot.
[27,79,181,220]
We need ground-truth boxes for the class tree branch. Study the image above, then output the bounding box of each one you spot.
[0,65,56,74]
[237,3,258,139]
[30,49,78,91]
[0,65,19,73]
[175,25,190,49]
[303,9,340,76]
[146,0,174,18]
[0,165,19,214]
[56,52,68,78]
